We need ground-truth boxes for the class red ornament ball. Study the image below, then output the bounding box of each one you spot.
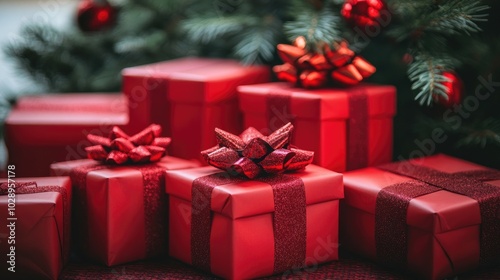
[77,0,117,32]
[341,0,387,30]
[435,71,464,108]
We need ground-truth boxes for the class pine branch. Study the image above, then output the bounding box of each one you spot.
[283,7,341,51]
[424,0,489,35]
[181,15,256,44]
[408,54,459,106]
[234,17,281,64]
[457,119,500,148]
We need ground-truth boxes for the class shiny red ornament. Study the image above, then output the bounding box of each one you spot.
[341,0,386,30]
[77,0,117,32]
[435,71,464,108]
[273,36,376,88]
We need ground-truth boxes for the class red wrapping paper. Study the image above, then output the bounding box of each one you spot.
[238,82,396,172]
[341,154,500,280]
[122,58,270,161]
[4,94,128,177]
[166,165,343,279]
[0,177,72,280]
[50,156,198,266]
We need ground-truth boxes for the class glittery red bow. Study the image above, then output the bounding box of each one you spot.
[85,124,171,165]
[273,36,376,88]
[201,123,314,179]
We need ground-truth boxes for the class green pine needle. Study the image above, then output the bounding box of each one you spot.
[284,7,341,50]
[424,0,489,35]
[182,15,256,44]
[408,54,459,106]
[457,119,500,147]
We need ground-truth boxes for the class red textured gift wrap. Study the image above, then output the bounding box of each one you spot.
[341,154,500,280]
[0,177,72,280]
[122,58,270,161]
[4,93,128,177]
[50,156,199,266]
[166,165,343,279]
[238,82,396,172]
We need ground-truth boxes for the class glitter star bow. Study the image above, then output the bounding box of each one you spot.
[273,36,376,88]
[201,123,314,179]
[85,124,171,165]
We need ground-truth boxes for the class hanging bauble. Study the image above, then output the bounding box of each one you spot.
[341,0,387,31]
[435,71,464,108]
[77,0,117,32]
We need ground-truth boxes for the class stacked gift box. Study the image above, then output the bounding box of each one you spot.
[2,50,499,280]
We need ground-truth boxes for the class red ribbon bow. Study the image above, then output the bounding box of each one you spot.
[201,123,314,179]
[273,36,376,88]
[85,124,171,165]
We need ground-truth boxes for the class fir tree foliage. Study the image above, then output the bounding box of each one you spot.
[3,0,500,167]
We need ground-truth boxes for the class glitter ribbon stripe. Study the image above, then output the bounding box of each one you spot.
[0,181,71,263]
[377,162,500,267]
[191,173,307,273]
[347,89,368,170]
[70,163,166,257]
[267,91,294,133]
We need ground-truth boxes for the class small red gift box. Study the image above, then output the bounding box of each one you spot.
[341,154,500,280]
[50,156,198,266]
[122,58,270,161]
[0,177,71,280]
[166,165,343,279]
[238,82,396,172]
[5,93,128,177]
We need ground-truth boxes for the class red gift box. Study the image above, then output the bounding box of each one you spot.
[0,177,71,280]
[238,82,396,172]
[166,165,343,279]
[341,154,500,280]
[50,156,198,266]
[5,93,128,177]
[122,58,270,161]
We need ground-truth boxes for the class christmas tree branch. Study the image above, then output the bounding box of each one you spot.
[284,7,341,51]
[408,54,459,106]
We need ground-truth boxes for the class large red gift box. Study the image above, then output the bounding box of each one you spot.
[166,165,343,279]
[341,154,500,280]
[238,82,396,172]
[0,176,71,280]
[5,93,128,177]
[50,156,198,266]
[122,58,270,161]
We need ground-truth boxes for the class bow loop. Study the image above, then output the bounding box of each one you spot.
[85,124,170,165]
[201,123,313,178]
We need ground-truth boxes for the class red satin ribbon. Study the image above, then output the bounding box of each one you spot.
[377,162,500,268]
[69,163,166,258]
[201,123,314,179]
[0,181,71,264]
[190,172,306,274]
[273,38,376,88]
[85,124,171,165]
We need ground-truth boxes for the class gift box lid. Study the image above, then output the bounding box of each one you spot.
[5,110,128,145]
[50,156,201,177]
[343,154,500,233]
[121,57,223,78]
[238,82,396,120]
[165,164,343,219]
[14,93,126,113]
[122,57,270,104]
[167,62,270,104]
[0,177,71,245]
